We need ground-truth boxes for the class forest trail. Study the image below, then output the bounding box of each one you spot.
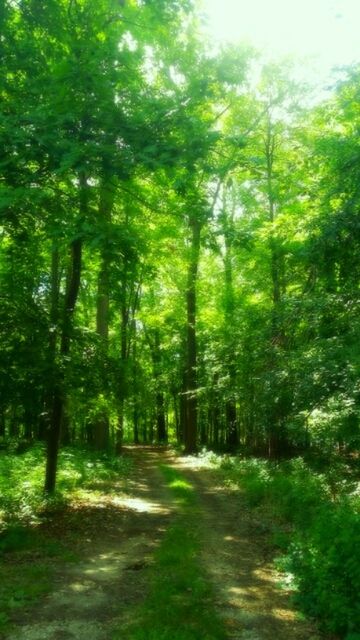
[5,447,175,640]
[175,457,322,640]
[6,448,322,640]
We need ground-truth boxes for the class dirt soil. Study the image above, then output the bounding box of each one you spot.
[176,456,324,640]
[5,447,324,640]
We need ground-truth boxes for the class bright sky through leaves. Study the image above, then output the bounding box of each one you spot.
[203,0,360,81]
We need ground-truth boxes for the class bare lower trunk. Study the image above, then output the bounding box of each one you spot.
[184,216,201,454]
[44,174,86,493]
[94,177,116,449]
[0,411,5,438]
[265,125,288,458]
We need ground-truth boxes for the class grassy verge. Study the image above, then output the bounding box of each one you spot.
[116,464,227,640]
[0,444,132,528]
[0,527,78,635]
[211,454,360,639]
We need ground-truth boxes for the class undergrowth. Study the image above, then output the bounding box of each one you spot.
[0,443,132,528]
[0,444,132,636]
[118,464,226,640]
[210,453,360,639]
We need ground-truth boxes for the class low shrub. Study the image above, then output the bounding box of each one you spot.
[0,444,132,528]
[290,500,360,636]
[214,453,360,637]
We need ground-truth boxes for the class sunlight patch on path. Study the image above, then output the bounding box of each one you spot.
[6,448,176,640]
[112,495,170,514]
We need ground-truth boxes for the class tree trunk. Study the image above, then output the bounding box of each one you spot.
[94,177,116,450]
[0,411,5,438]
[115,403,124,454]
[221,182,238,450]
[173,392,180,443]
[133,406,139,444]
[44,174,86,493]
[184,216,201,454]
[147,328,167,443]
[179,365,187,445]
[265,125,288,458]
[116,290,127,453]
[41,244,60,442]
[9,408,19,438]
[156,391,166,443]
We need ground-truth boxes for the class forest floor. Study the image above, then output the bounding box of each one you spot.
[3,447,325,640]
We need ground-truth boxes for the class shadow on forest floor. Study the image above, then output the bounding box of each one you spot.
[1,447,328,640]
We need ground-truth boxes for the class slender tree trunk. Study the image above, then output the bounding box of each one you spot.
[44,175,86,493]
[133,407,139,444]
[149,413,154,443]
[131,317,140,445]
[23,407,33,440]
[116,271,128,453]
[156,391,166,443]
[219,182,239,450]
[200,410,207,446]
[142,411,148,443]
[184,216,201,454]
[40,244,60,442]
[94,177,116,450]
[0,411,5,438]
[173,392,180,443]
[148,328,166,443]
[179,364,187,444]
[265,126,287,458]
[223,199,238,450]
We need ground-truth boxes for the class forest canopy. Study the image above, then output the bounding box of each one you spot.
[1,0,360,492]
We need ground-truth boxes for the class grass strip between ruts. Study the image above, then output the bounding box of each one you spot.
[117,464,227,640]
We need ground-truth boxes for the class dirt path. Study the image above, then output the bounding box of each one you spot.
[6,447,175,640]
[176,456,323,640]
[5,448,323,640]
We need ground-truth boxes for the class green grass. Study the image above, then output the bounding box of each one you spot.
[0,443,132,528]
[0,444,132,636]
[0,524,79,635]
[210,453,360,638]
[116,465,227,640]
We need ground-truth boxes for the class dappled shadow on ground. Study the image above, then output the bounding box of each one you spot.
[5,447,175,640]
[39,446,173,546]
[3,447,327,640]
[175,458,324,640]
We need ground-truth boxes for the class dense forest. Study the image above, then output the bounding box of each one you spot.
[0,1,359,639]
[2,0,359,483]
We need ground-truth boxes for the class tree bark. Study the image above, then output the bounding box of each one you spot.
[94,177,117,450]
[265,124,287,458]
[184,215,201,454]
[147,328,167,443]
[115,270,128,454]
[0,411,5,438]
[222,185,238,450]
[44,174,86,493]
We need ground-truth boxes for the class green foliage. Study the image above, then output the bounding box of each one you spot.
[290,502,360,635]
[0,560,52,627]
[0,9,360,639]
[214,454,360,636]
[0,444,132,528]
[0,443,131,635]
[0,524,77,636]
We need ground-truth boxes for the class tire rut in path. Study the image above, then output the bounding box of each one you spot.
[5,447,175,640]
[175,458,323,640]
